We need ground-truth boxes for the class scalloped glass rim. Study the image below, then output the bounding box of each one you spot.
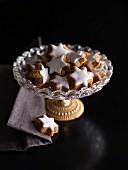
[13,44,113,100]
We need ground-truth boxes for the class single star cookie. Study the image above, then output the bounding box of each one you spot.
[69,66,94,89]
[34,115,59,136]
[85,53,101,71]
[49,43,70,57]
[67,51,87,67]
[50,75,69,91]
[46,55,67,75]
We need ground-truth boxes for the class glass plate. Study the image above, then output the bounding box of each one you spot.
[13,44,113,100]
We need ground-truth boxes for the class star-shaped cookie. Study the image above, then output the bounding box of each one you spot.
[51,75,69,89]
[70,66,94,87]
[67,51,83,63]
[34,115,59,136]
[49,43,69,57]
[46,55,67,75]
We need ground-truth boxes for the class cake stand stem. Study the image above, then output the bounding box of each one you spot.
[46,99,84,121]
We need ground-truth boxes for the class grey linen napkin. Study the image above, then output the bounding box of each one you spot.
[7,87,52,150]
[0,65,51,151]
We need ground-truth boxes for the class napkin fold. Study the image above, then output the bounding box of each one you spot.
[7,87,52,150]
[0,67,52,151]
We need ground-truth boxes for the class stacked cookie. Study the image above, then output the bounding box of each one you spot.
[24,43,106,91]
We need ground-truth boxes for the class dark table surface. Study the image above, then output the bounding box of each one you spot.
[0,63,127,170]
[0,0,128,169]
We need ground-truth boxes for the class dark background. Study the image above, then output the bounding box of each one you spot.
[0,0,128,170]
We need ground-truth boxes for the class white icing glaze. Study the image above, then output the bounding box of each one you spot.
[67,51,83,63]
[46,55,67,74]
[86,53,100,67]
[49,43,69,57]
[39,115,58,130]
[51,75,69,89]
[70,66,93,87]
[40,65,50,83]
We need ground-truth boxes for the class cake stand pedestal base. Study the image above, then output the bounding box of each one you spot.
[46,99,84,121]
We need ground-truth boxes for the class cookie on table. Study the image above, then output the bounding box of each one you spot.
[34,115,59,136]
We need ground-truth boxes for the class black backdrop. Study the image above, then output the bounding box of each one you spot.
[1,0,128,63]
[0,0,128,170]
[1,0,128,90]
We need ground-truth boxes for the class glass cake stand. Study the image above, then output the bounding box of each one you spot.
[13,44,113,121]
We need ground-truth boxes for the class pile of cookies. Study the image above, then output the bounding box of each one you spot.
[24,43,106,91]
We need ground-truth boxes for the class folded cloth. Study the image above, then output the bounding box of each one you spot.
[0,65,51,151]
[7,87,52,150]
